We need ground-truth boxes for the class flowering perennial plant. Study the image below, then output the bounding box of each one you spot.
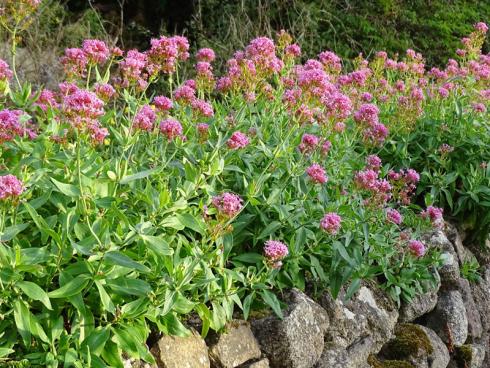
[0,5,487,365]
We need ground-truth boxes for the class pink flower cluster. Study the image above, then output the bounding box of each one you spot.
[62,87,108,143]
[320,212,342,235]
[245,37,284,75]
[306,163,328,184]
[0,109,28,143]
[94,83,116,101]
[298,134,319,154]
[82,39,110,65]
[438,143,454,155]
[421,206,444,228]
[173,82,214,117]
[354,104,388,145]
[212,192,243,218]
[34,89,59,111]
[217,37,283,98]
[197,48,216,62]
[0,174,23,200]
[285,44,301,59]
[386,208,402,225]
[195,60,215,91]
[408,240,426,257]
[146,35,189,75]
[63,88,104,122]
[0,59,13,81]
[355,158,392,206]
[159,119,183,141]
[61,40,110,78]
[264,240,289,269]
[387,169,420,205]
[197,123,209,141]
[133,105,156,132]
[119,50,147,88]
[191,98,214,117]
[318,50,342,73]
[227,131,249,150]
[366,154,382,171]
[61,48,88,78]
[475,22,489,34]
[153,96,173,112]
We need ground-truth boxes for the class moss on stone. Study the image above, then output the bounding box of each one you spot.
[382,323,433,360]
[367,354,415,368]
[454,344,473,367]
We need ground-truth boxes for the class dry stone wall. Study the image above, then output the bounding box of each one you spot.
[126,224,490,368]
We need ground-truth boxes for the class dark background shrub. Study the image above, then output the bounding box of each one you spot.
[65,0,489,66]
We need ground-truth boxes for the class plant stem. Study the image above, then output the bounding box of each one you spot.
[11,25,22,89]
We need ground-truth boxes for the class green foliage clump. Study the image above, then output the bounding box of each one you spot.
[461,256,482,283]
[0,1,489,366]
[190,0,489,66]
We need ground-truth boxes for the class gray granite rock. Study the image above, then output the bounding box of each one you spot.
[426,290,468,346]
[316,285,398,368]
[242,358,270,368]
[424,230,460,288]
[448,344,486,368]
[150,329,210,368]
[399,288,439,323]
[456,278,482,340]
[251,289,329,368]
[419,325,450,368]
[207,320,261,368]
[471,266,490,333]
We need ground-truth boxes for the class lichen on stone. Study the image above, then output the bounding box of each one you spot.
[381,323,433,360]
[454,344,473,367]
[367,354,415,368]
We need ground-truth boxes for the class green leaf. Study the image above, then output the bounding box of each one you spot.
[161,289,177,316]
[0,223,29,241]
[173,293,195,314]
[195,303,211,337]
[176,213,205,234]
[141,235,173,255]
[48,276,90,298]
[101,341,124,368]
[257,221,282,240]
[104,251,150,273]
[0,348,14,358]
[310,255,327,282]
[16,281,52,310]
[160,216,185,230]
[14,300,31,347]
[242,293,254,320]
[120,298,149,318]
[260,290,283,318]
[111,327,139,357]
[210,302,227,331]
[163,313,191,337]
[344,278,361,301]
[81,327,110,356]
[120,169,157,184]
[95,281,115,314]
[106,278,152,296]
[233,253,263,264]
[51,178,81,197]
[333,241,355,267]
[24,203,62,245]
